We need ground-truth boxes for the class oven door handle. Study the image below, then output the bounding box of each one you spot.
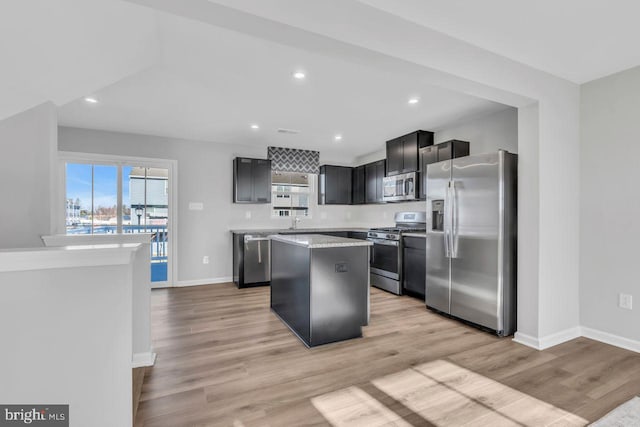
[367,238,399,247]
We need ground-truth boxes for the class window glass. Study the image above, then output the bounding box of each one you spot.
[271,171,311,218]
[65,163,92,234]
[92,165,118,234]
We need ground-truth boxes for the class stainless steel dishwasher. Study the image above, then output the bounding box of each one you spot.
[243,234,271,284]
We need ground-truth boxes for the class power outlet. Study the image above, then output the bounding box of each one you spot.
[203,256,210,265]
[245,211,251,219]
[619,293,633,310]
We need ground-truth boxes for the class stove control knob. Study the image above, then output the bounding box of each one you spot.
[387,234,394,239]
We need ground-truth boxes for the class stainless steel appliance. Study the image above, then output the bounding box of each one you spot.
[383,172,417,202]
[368,211,426,295]
[425,150,517,336]
[242,234,271,285]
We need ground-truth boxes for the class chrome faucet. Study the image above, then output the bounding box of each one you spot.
[290,216,301,230]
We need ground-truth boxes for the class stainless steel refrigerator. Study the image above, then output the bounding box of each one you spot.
[425,150,517,336]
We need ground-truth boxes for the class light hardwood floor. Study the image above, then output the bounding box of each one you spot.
[134,283,640,426]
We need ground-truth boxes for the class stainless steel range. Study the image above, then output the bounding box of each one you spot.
[368,211,426,295]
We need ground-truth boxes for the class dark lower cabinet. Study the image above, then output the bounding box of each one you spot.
[319,165,352,205]
[352,166,366,205]
[233,157,272,203]
[419,140,470,199]
[403,236,426,299]
[365,159,385,204]
[348,231,368,240]
[320,231,349,238]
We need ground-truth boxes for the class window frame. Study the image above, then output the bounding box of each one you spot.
[270,171,314,219]
[56,151,178,286]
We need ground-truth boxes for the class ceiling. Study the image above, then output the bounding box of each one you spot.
[357,0,640,84]
[6,0,640,162]
[57,9,509,162]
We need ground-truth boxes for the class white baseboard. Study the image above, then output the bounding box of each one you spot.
[174,276,233,287]
[514,326,639,354]
[132,351,157,368]
[538,327,582,350]
[581,326,640,354]
[513,327,581,350]
[513,332,542,350]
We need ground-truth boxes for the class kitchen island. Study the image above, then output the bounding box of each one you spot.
[269,234,372,347]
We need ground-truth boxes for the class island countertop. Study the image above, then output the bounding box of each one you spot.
[402,232,426,238]
[229,227,370,234]
[269,234,373,249]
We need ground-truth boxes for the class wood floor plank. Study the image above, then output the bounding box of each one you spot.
[135,283,640,426]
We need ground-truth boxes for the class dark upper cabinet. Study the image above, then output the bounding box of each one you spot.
[436,139,470,162]
[386,130,434,176]
[352,165,366,205]
[319,160,384,205]
[365,159,386,204]
[419,139,470,199]
[385,138,403,176]
[401,132,419,173]
[234,158,253,202]
[318,165,352,205]
[233,157,272,203]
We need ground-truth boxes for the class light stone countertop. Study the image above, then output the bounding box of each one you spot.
[270,234,373,249]
[0,243,142,273]
[403,232,426,238]
[229,227,370,234]
[229,227,369,234]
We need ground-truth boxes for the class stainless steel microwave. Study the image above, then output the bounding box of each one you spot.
[383,172,417,202]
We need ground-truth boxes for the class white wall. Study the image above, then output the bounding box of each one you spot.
[41,233,156,366]
[0,103,56,248]
[352,107,518,227]
[580,66,640,347]
[58,127,354,285]
[0,245,137,427]
[434,107,518,155]
[516,103,540,339]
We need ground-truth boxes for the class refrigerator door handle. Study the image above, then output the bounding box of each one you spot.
[451,181,458,258]
[258,240,262,264]
[444,186,451,258]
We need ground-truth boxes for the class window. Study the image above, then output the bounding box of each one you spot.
[271,171,311,218]
[65,163,117,234]
[64,159,172,283]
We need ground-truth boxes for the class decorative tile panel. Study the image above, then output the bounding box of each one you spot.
[268,146,320,174]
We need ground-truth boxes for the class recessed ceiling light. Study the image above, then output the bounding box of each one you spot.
[408,97,420,105]
[84,97,98,104]
[250,124,259,130]
[334,134,343,141]
[293,71,306,80]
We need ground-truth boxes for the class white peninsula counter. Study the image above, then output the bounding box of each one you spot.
[0,243,142,427]
[269,234,372,347]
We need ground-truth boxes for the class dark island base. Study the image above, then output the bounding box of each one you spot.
[270,238,369,348]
